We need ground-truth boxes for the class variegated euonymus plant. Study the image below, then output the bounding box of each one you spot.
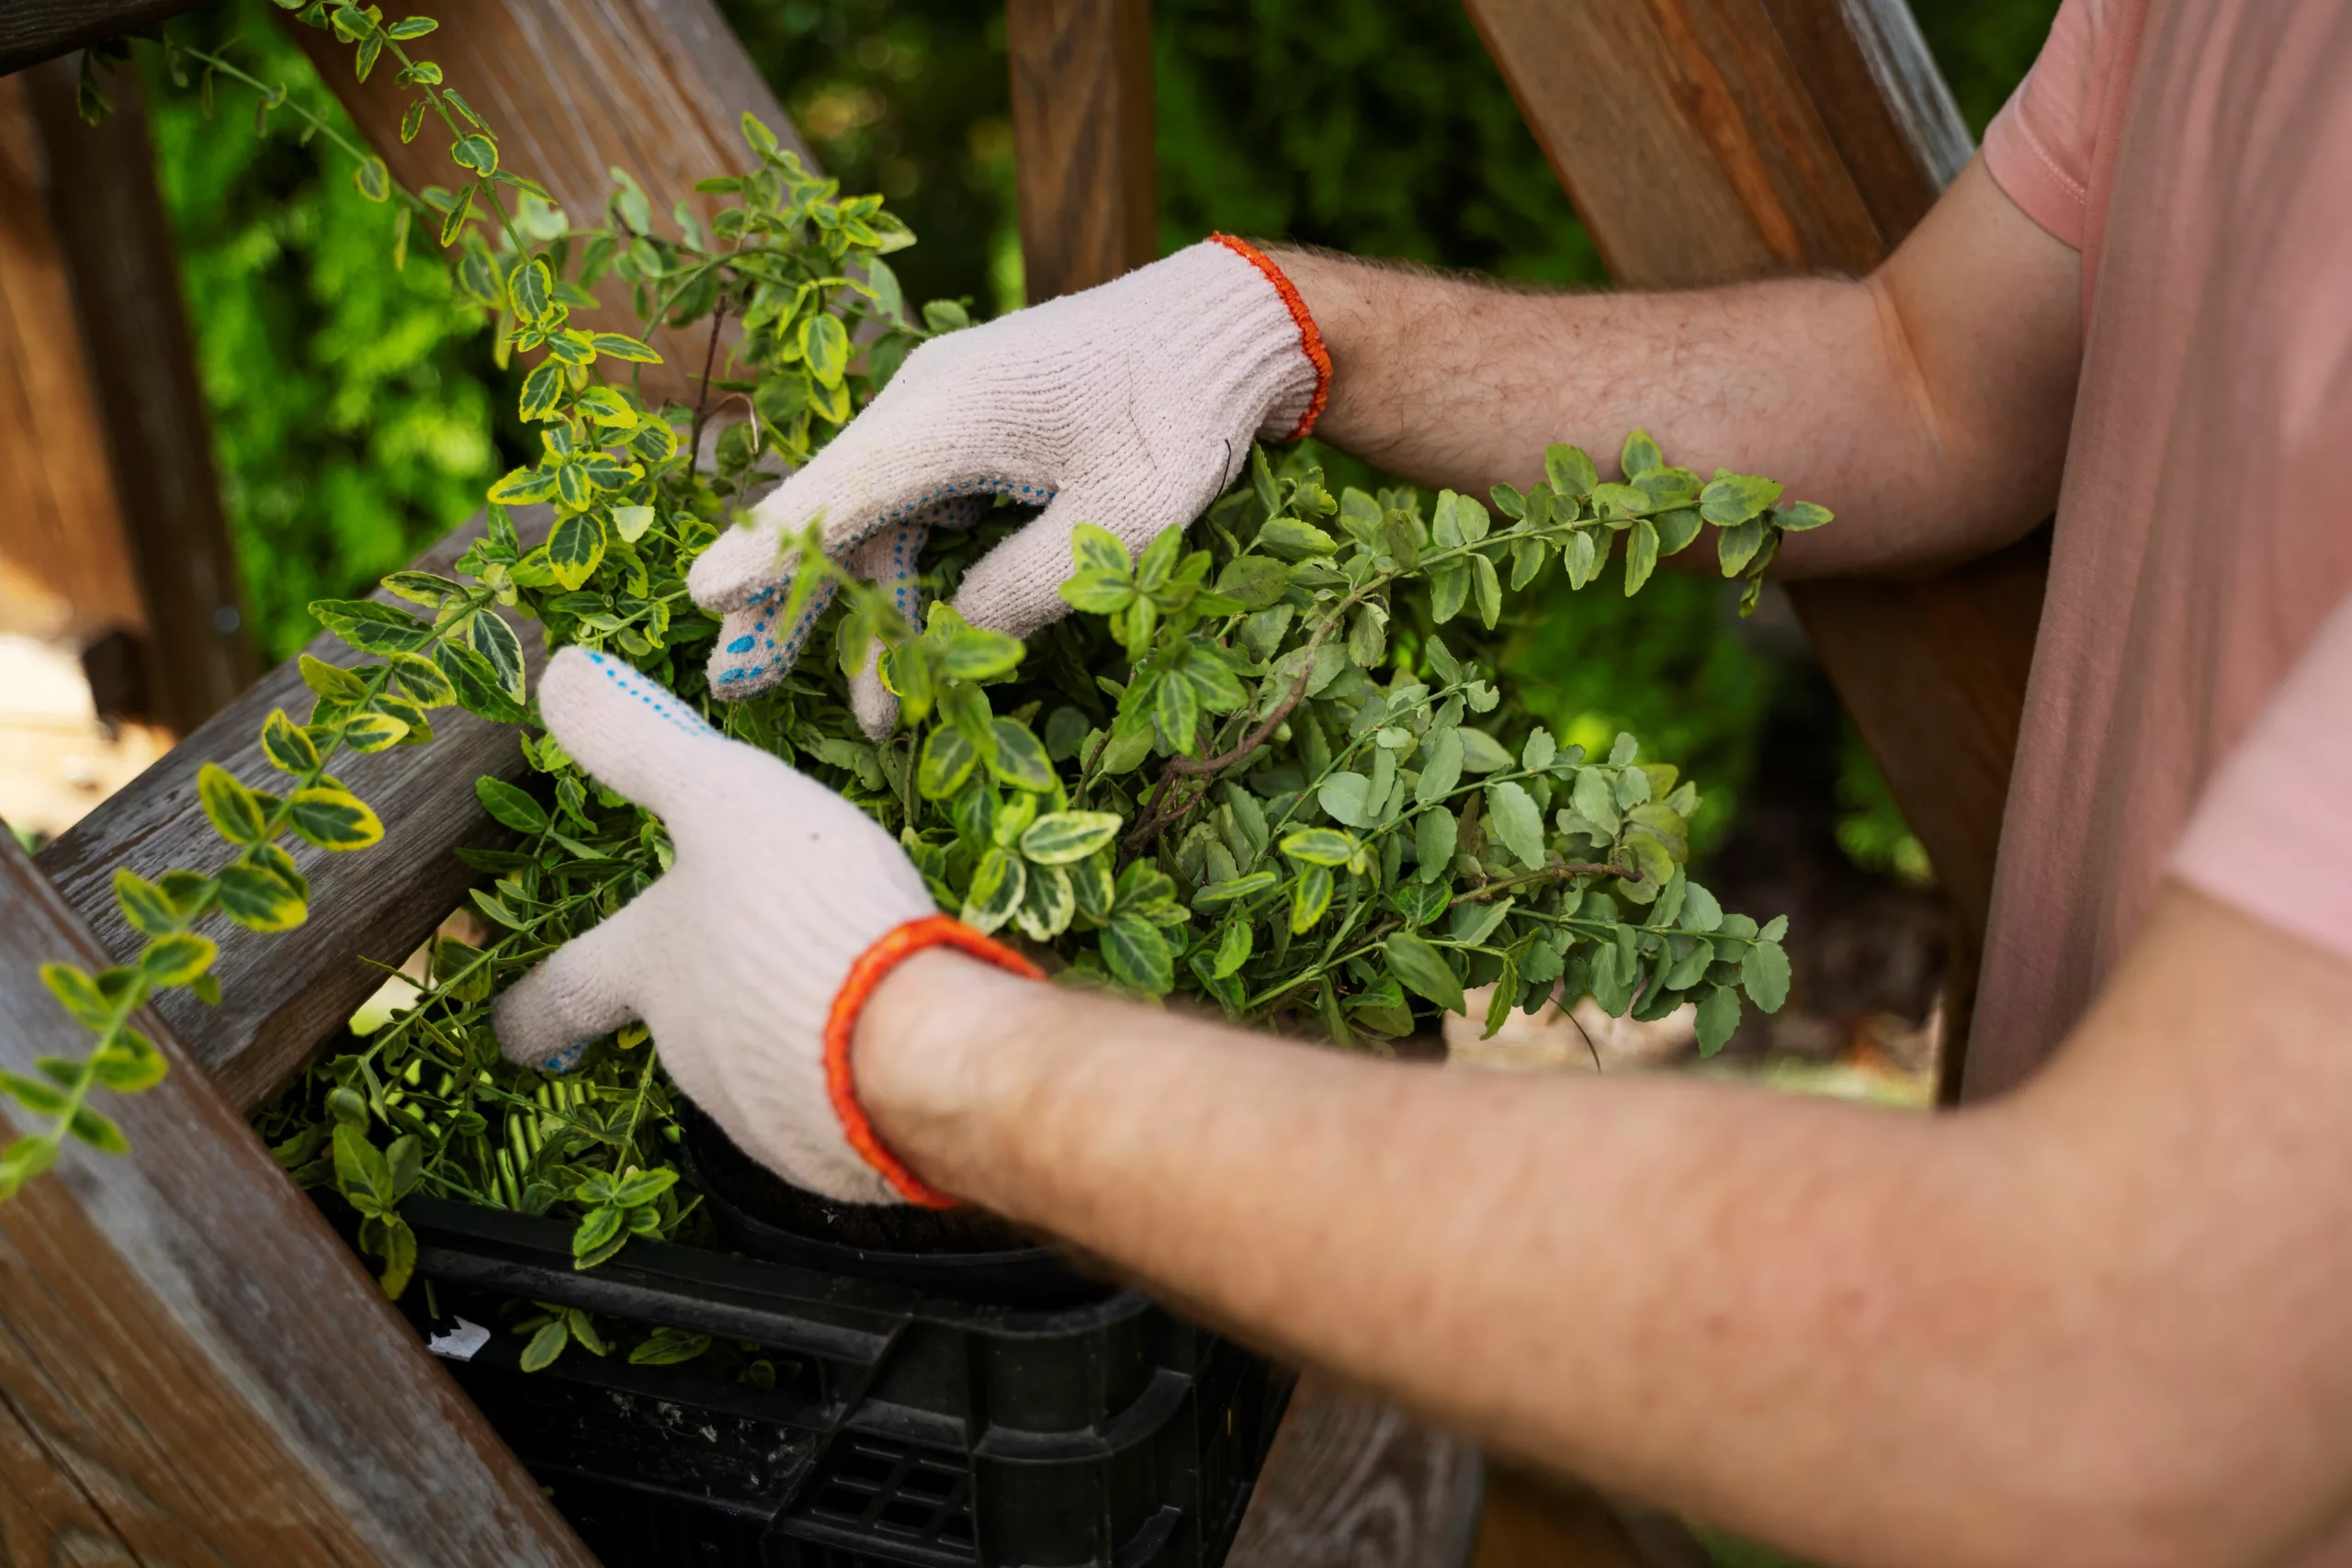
[36,5,1824,1374]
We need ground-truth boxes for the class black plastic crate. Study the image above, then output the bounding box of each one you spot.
[401,1198,1291,1568]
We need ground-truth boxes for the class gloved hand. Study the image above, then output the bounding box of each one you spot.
[687,235,1330,737]
[492,647,1038,1205]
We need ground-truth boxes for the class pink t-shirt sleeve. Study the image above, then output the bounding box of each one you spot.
[1981,0,2117,248]
[2173,592,2352,963]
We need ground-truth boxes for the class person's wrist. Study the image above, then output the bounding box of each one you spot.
[849,947,1042,1204]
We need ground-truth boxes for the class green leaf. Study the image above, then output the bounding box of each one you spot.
[1385,931,1465,1014]
[1470,553,1502,627]
[520,1317,569,1372]
[1415,729,1464,805]
[1544,444,1599,497]
[1069,853,1116,923]
[1060,570,1136,615]
[1429,560,1470,624]
[961,847,1027,935]
[629,1327,712,1366]
[518,360,566,421]
[488,465,559,504]
[919,726,978,798]
[1289,864,1335,932]
[217,863,307,931]
[1717,518,1765,578]
[1020,811,1122,864]
[467,612,527,702]
[944,626,1023,681]
[385,17,438,39]
[310,597,430,654]
[1215,556,1287,610]
[1624,517,1660,595]
[112,868,182,937]
[988,719,1055,792]
[140,932,216,987]
[1006,859,1073,941]
[1620,429,1664,477]
[260,708,322,773]
[799,313,850,385]
[160,871,218,921]
[571,1205,626,1264]
[1101,914,1173,994]
[1280,828,1357,866]
[1700,471,1785,527]
[0,1071,69,1115]
[1486,782,1549,871]
[1653,507,1704,556]
[385,650,457,708]
[547,512,606,590]
[287,787,384,852]
[1210,918,1254,977]
[1069,524,1132,577]
[91,1030,166,1092]
[509,256,552,322]
[197,762,270,845]
[300,652,368,702]
[1193,870,1278,908]
[1414,806,1456,884]
[449,133,499,175]
[590,333,662,364]
[1771,500,1834,532]
[1257,517,1338,559]
[1152,670,1198,752]
[475,776,548,834]
[1316,773,1374,829]
[1457,728,1515,773]
[66,1105,129,1155]
[1695,985,1741,1056]
[1740,941,1792,1013]
[340,710,410,752]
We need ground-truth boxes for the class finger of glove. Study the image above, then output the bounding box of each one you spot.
[688,427,1058,614]
[492,886,665,1068]
[707,492,995,706]
[951,489,1178,639]
[842,521,924,739]
[707,573,839,700]
[538,644,734,821]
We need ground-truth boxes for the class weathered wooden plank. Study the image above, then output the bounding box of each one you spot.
[37,510,549,1114]
[1228,1372,1485,1568]
[0,830,594,1565]
[1460,0,2041,1082]
[24,56,256,733]
[1005,0,1157,301]
[285,0,820,411]
[0,0,207,76]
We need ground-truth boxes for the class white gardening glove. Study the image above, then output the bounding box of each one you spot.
[492,646,1038,1205]
[687,235,1330,737]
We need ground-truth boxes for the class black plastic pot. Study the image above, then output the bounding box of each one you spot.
[402,1197,1291,1568]
[676,1097,1109,1310]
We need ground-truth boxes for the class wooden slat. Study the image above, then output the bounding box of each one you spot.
[0,831,594,1566]
[1460,0,2043,1079]
[37,509,550,1114]
[1005,0,1158,301]
[0,0,209,76]
[284,0,820,411]
[0,73,145,649]
[1228,1371,1484,1568]
[24,57,257,733]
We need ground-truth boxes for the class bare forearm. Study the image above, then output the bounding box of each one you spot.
[857,887,2352,1567]
[1278,157,2082,576]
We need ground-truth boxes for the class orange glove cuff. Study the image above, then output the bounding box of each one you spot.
[822,913,1046,1208]
[1208,231,1333,441]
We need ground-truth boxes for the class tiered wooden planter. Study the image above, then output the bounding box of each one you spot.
[0,0,2028,1561]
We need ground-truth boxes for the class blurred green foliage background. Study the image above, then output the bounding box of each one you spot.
[142,0,2057,871]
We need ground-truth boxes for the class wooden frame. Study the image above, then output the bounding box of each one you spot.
[0,0,2054,1554]
[1458,0,2043,1086]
